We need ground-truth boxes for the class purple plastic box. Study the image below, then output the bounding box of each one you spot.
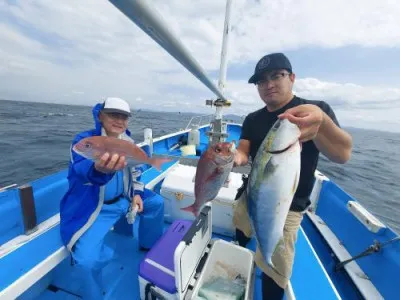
[139,220,193,294]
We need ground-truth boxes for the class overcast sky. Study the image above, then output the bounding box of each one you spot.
[1,0,400,132]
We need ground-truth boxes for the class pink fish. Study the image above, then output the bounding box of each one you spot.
[73,136,171,170]
[181,141,236,216]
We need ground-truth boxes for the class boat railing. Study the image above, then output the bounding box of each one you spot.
[0,183,17,193]
[185,114,214,129]
[224,115,246,124]
[185,114,245,130]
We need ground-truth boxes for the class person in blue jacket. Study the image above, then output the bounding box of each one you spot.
[60,97,164,299]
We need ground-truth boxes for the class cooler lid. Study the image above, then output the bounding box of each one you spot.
[174,203,212,297]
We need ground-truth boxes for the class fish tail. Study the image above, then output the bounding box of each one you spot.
[150,157,172,170]
[180,204,199,217]
[265,237,286,272]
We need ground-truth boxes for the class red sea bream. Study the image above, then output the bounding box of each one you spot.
[181,141,236,216]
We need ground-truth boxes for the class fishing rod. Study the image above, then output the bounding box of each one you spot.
[108,0,229,103]
[335,236,400,272]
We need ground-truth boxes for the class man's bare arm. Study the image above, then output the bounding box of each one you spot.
[313,112,353,164]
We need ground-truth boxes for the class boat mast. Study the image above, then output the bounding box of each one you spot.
[207,0,233,146]
[218,0,232,110]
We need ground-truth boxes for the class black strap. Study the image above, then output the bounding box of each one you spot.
[234,174,248,201]
[144,283,168,300]
[144,283,155,300]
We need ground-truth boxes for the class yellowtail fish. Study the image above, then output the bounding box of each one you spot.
[247,118,301,270]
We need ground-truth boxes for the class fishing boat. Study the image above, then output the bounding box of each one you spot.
[1,0,399,299]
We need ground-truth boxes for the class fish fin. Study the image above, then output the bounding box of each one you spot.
[204,167,222,182]
[267,258,275,270]
[223,176,231,188]
[180,205,199,217]
[150,157,172,170]
[292,172,299,194]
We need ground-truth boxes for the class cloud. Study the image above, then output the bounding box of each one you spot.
[0,0,400,132]
[294,78,400,109]
[293,78,400,132]
[229,0,400,60]
[222,77,400,133]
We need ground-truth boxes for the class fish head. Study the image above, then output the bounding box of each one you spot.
[265,119,300,153]
[208,141,236,165]
[73,137,106,160]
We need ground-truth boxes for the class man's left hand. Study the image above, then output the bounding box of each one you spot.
[278,104,324,143]
[133,195,144,212]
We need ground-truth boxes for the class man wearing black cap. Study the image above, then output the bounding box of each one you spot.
[232,53,353,299]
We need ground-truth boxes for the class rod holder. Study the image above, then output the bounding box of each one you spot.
[18,184,38,235]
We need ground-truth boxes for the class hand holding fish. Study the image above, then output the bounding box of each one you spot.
[278,104,324,143]
[94,152,127,174]
[133,194,144,213]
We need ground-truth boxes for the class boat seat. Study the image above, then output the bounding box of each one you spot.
[307,177,385,299]
[140,160,180,190]
[306,212,384,299]
[0,214,68,300]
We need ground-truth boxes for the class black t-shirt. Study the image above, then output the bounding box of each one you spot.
[240,96,340,212]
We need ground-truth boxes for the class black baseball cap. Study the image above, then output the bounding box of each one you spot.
[248,53,292,84]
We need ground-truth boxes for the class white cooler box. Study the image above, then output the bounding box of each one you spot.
[138,204,255,300]
[160,164,244,237]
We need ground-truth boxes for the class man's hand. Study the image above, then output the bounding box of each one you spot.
[233,151,242,167]
[233,139,250,167]
[133,195,144,213]
[94,152,127,174]
[278,104,324,143]
[279,104,352,163]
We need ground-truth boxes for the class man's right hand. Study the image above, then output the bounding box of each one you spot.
[94,152,127,174]
[233,152,242,167]
[233,140,250,167]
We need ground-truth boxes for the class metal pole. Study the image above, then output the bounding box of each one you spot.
[218,0,232,94]
[108,0,228,102]
[215,0,232,121]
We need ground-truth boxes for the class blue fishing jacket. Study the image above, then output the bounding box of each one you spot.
[59,103,145,251]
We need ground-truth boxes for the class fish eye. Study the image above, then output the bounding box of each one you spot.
[215,147,221,153]
[85,143,91,149]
